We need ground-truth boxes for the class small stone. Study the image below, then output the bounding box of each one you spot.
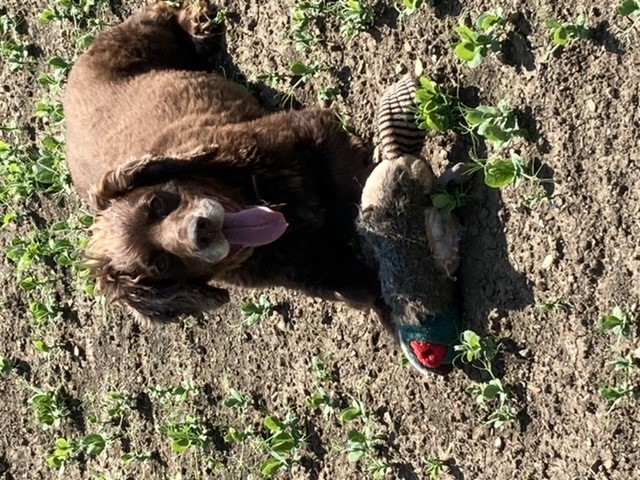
[518,348,530,359]
[494,437,504,450]
[414,59,424,76]
[403,42,412,53]
[586,99,596,112]
[395,63,407,75]
[603,458,615,470]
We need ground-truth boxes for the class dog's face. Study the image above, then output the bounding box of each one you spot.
[84,156,287,322]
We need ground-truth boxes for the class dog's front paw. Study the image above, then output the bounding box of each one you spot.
[178,1,225,53]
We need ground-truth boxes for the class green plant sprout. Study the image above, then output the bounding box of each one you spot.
[598,383,637,414]
[121,451,152,465]
[617,0,640,37]
[546,14,589,56]
[599,306,635,340]
[453,8,506,68]
[159,415,211,454]
[260,414,305,478]
[46,433,107,470]
[414,77,457,132]
[222,388,250,410]
[619,0,640,16]
[0,13,33,73]
[462,101,525,149]
[368,458,393,479]
[536,298,573,314]
[1,356,13,375]
[397,0,428,16]
[28,387,69,430]
[336,0,375,41]
[423,454,446,479]
[148,379,200,405]
[240,294,274,326]
[455,330,517,429]
[257,61,328,107]
[466,153,539,189]
[431,185,468,216]
[291,1,324,51]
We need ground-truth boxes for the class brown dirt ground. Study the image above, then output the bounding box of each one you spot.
[1,1,639,479]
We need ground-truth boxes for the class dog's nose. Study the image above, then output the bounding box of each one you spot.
[191,216,217,249]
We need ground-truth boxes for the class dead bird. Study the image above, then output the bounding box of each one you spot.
[359,74,467,375]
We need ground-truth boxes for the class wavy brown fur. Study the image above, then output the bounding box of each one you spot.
[65,2,380,321]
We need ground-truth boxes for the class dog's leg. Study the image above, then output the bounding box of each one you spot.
[83,2,222,79]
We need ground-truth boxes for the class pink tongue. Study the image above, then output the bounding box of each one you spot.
[223,206,288,246]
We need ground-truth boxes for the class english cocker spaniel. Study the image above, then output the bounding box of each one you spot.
[64,2,381,322]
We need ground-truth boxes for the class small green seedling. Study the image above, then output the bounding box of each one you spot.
[121,451,151,465]
[467,153,542,189]
[222,388,250,410]
[610,355,636,372]
[368,458,393,479]
[0,355,13,375]
[424,454,446,479]
[617,0,640,37]
[223,426,251,444]
[546,14,589,55]
[462,101,525,149]
[414,77,457,132]
[453,9,506,68]
[398,0,427,16]
[431,186,468,216]
[306,387,336,417]
[619,0,640,16]
[537,298,573,314]
[336,0,375,40]
[240,294,274,326]
[260,414,305,478]
[455,330,517,428]
[148,379,199,405]
[160,415,211,454]
[32,338,59,355]
[599,306,635,340]
[598,383,636,414]
[290,0,325,51]
[46,433,107,469]
[28,388,69,430]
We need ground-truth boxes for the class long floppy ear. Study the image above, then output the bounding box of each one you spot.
[120,281,230,322]
[89,148,219,211]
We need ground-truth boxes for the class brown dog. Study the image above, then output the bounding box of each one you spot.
[64,2,380,321]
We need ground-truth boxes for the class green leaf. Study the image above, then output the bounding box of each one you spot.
[454,24,476,43]
[484,160,516,188]
[348,449,366,462]
[263,415,284,433]
[618,0,640,16]
[289,61,310,76]
[454,42,478,62]
[170,437,190,454]
[83,433,106,456]
[431,193,452,209]
[340,406,361,422]
[347,429,367,443]
[260,457,283,478]
[552,26,569,46]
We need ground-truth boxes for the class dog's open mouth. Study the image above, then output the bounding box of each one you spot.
[223,206,288,249]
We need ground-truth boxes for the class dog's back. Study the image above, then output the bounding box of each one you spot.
[64,6,264,197]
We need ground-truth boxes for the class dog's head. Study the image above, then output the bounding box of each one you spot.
[84,152,288,321]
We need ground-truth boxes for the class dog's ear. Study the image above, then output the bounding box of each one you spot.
[116,279,230,322]
[89,149,218,211]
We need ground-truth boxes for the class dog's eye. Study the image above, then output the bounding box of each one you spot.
[151,252,173,274]
[148,192,179,219]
